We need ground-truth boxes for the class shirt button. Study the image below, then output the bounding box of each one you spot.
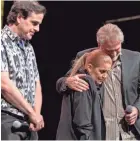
[117,114,120,119]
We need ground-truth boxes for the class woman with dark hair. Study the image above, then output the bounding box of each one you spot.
[56,49,112,140]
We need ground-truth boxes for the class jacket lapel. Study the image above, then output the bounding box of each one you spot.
[100,84,104,108]
[120,49,128,105]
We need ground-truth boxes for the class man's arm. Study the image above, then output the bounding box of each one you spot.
[133,53,140,114]
[125,53,140,125]
[34,80,42,114]
[30,46,44,130]
[56,71,71,94]
[71,89,93,140]
[56,74,88,94]
[56,50,90,94]
[1,72,36,117]
[29,80,44,131]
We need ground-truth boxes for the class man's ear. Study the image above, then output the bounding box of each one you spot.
[16,13,23,24]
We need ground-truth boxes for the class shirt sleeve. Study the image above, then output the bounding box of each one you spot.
[34,58,40,81]
[30,45,40,81]
[1,43,9,72]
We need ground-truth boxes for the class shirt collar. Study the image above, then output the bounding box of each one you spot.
[112,55,122,68]
[3,25,18,41]
[3,25,29,46]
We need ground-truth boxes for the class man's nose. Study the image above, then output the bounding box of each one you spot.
[34,25,40,32]
[111,51,117,56]
[103,73,107,79]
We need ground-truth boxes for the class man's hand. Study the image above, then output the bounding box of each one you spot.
[65,74,89,92]
[29,113,45,131]
[125,106,139,125]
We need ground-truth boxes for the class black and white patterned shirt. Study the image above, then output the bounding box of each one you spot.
[1,25,40,117]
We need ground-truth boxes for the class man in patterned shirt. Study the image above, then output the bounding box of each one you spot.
[1,1,46,140]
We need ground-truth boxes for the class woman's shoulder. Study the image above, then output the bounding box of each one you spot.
[78,69,95,85]
[84,75,96,86]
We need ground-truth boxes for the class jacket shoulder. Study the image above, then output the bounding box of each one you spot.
[122,49,140,56]
[83,74,97,91]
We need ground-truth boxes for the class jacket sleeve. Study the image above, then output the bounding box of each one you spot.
[56,48,95,94]
[133,53,140,114]
[71,89,94,140]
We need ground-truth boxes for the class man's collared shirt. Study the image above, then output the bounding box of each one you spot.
[103,56,136,140]
[1,25,40,117]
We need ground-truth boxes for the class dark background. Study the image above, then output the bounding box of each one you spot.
[3,1,140,140]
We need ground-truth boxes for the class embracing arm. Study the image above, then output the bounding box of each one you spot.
[56,70,71,94]
[71,89,93,140]
[56,50,90,94]
[56,74,88,94]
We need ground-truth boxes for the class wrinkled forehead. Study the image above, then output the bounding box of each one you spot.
[102,40,121,51]
[27,12,44,23]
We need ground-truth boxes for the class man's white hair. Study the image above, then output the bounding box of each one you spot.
[96,23,124,45]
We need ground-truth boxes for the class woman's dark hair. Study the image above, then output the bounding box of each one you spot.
[7,1,47,24]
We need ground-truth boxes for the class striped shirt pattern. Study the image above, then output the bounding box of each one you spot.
[103,57,136,140]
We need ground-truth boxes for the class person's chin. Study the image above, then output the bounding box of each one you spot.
[26,36,32,40]
[96,81,102,84]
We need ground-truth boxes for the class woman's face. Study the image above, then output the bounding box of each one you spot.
[89,62,112,84]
